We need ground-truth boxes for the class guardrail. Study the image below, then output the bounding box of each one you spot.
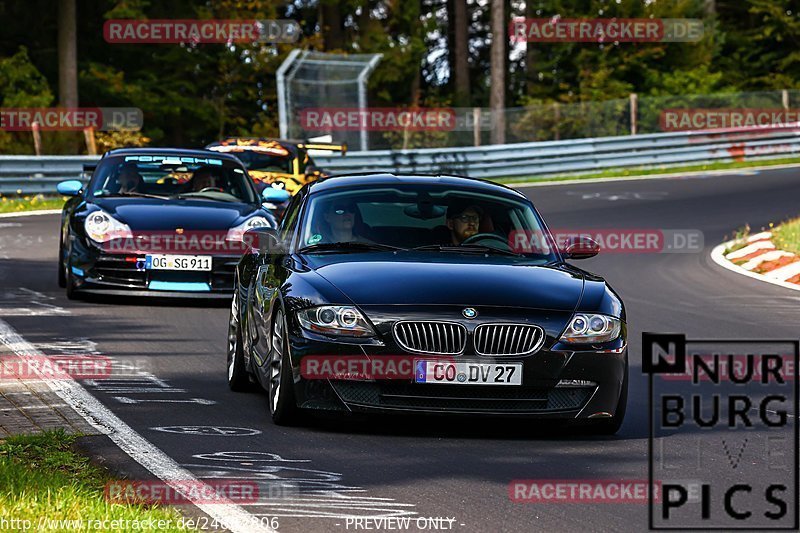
[0,155,98,194]
[2,127,799,194]
[314,126,800,179]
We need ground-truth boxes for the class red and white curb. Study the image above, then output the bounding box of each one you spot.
[710,231,800,292]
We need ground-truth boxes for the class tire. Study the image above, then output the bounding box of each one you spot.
[594,371,628,435]
[65,256,79,300]
[267,309,299,425]
[227,291,251,391]
[57,239,66,288]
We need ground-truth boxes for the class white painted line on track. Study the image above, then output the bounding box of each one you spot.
[0,318,274,533]
[710,241,800,293]
[0,209,62,219]
[509,161,800,189]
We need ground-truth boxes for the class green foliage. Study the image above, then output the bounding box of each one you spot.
[0,0,798,153]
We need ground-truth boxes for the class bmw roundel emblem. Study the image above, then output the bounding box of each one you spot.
[462,308,478,319]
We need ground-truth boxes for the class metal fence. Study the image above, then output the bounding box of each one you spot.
[1,126,799,194]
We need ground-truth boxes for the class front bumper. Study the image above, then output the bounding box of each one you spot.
[69,238,238,297]
[283,306,627,419]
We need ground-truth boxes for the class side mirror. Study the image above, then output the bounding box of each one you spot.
[57,180,83,196]
[243,227,283,255]
[262,187,291,204]
[562,236,600,259]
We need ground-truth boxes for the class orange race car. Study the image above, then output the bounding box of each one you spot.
[205,137,346,196]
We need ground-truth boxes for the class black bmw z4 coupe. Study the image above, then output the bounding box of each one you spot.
[228,173,628,433]
[57,148,284,299]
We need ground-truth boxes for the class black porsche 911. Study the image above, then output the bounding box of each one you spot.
[57,148,287,299]
[227,173,628,433]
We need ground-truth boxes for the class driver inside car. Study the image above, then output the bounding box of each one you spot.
[117,163,143,193]
[191,167,220,191]
[446,203,483,245]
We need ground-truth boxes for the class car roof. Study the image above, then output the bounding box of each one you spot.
[103,147,244,163]
[308,173,526,199]
[205,138,301,156]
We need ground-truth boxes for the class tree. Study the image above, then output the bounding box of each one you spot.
[489,0,505,143]
[57,0,78,107]
[452,0,470,106]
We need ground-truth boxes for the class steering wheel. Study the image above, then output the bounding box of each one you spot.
[461,232,511,250]
[198,187,225,193]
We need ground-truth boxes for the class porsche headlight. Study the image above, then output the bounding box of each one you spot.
[84,211,132,243]
[226,216,270,242]
[560,313,621,344]
[297,306,374,337]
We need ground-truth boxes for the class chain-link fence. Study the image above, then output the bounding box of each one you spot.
[285,89,800,151]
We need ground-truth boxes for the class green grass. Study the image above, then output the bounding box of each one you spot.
[724,224,752,256]
[0,195,66,214]
[0,430,191,531]
[493,156,800,185]
[773,217,800,256]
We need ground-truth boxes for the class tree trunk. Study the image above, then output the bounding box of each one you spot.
[489,0,505,144]
[525,0,538,95]
[58,0,78,107]
[320,0,344,51]
[453,0,470,106]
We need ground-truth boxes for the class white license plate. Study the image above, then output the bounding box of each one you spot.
[145,254,212,271]
[414,360,522,386]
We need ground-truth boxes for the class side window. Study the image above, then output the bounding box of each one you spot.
[279,192,304,242]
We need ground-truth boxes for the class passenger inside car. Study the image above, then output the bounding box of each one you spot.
[318,200,374,243]
[117,163,144,193]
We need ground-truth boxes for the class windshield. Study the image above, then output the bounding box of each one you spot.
[298,185,558,263]
[226,151,294,174]
[89,155,258,203]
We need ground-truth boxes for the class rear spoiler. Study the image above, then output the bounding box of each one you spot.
[299,142,347,156]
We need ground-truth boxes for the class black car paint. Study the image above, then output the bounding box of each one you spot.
[233,174,628,421]
[59,148,276,297]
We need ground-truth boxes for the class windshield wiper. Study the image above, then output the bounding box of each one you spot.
[170,193,238,202]
[298,241,405,253]
[103,191,169,199]
[410,244,523,257]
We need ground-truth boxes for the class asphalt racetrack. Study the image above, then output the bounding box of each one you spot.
[1,167,798,532]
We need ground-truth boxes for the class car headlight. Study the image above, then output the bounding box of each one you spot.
[226,216,270,242]
[84,211,132,243]
[297,306,375,337]
[560,313,621,344]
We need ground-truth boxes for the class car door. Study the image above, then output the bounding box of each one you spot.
[248,189,305,367]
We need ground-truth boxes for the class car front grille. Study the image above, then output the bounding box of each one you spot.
[393,321,467,355]
[474,324,545,356]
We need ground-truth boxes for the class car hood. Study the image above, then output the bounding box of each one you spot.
[91,198,260,230]
[303,253,585,311]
